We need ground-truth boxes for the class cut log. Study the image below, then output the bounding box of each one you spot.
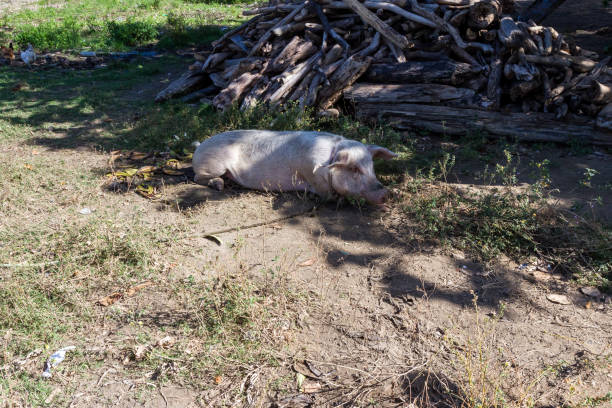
[596,103,612,132]
[323,43,345,65]
[524,54,598,73]
[249,3,307,56]
[343,0,413,50]
[487,58,502,109]
[357,32,381,57]
[591,81,612,105]
[344,83,475,104]
[309,0,350,53]
[467,0,500,29]
[318,54,373,109]
[241,76,270,110]
[268,36,317,72]
[268,51,323,105]
[354,103,612,145]
[305,70,325,107]
[213,72,261,111]
[201,52,232,72]
[155,72,206,102]
[408,0,467,48]
[180,85,218,103]
[365,60,479,85]
[498,17,523,48]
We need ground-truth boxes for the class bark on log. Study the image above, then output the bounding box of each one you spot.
[365,60,479,84]
[591,81,612,105]
[269,36,317,72]
[249,4,307,56]
[524,54,597,73]
[596,103,612,132]
[213,72,261,111]
[357,32,381,57]
[343,0,413,50]
[318,54,373,109]
[155,72,206,102]
[241,76,270,110]
[344,83,475,104]
[268,51,323,105]
[201,52,232,72]
[498,17,523,48]
[354,103,612,145]
[487,58,502,109]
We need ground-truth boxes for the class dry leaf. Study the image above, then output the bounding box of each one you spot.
[125,281,154,297]
[133,344,149,361]
[24,164,33,170]
[585,301,592,309]
[214,375,222,384]
[98,292,122,306]
[302,382,322,393]
[137,165,158,174]
[130,151,149,160]
[546,294,571,305]
[298,258,315,267]
[32,150,39,155]
[156,336,175,349]
[162,168,184,176]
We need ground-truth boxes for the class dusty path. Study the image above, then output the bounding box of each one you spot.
[2,133,608,406]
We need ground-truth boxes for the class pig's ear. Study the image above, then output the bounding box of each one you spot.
[367,145,397,160]
[328,151,351,168]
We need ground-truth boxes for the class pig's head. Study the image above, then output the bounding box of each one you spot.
[326,140,397,205]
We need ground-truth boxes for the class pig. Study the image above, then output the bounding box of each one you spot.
[192,130,397,205]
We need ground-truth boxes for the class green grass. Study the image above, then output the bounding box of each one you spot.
[0,0,246,51]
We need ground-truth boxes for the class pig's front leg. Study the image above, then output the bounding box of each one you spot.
[194,174,225,191]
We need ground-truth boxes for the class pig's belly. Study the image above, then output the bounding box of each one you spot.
[230,170,313,193]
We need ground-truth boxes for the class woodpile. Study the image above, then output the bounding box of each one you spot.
[156,0,612,145]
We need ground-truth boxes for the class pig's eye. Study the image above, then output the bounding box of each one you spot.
[351,167,361,174]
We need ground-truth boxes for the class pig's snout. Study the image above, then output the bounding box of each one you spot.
[363,182,389,205]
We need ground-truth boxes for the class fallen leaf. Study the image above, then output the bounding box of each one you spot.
[156,336,175,349]
[103,118,113,123]
[136,184,160,199]
[296,373,305,389]
[32,150,39,155]
[302,382,322,393]
[546,294,571,305]
[133,344,149,361]
[24,164,33,170]
[165,159,180,168]
[162,168,184,176]
[124,168,138,177]
[98,292,122,306]
[580,287,602,298]
[298,258,315,267]
[137,165,158,174]
[585,301,592,309]
[204,235,222,246]
[125,281,154,297]
[214,375,222,384]
[129,151,149,160]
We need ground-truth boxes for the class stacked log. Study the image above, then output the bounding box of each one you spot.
[156,0,612,145]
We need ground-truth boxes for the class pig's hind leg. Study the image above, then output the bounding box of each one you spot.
[193,163,228,191]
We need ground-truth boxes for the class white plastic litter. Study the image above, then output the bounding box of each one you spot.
[42,346,76,378]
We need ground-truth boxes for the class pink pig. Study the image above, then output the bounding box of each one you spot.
[192,130,397,205]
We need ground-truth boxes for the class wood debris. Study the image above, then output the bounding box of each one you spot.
[156,0,612,145]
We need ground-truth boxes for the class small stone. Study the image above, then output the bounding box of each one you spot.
[546,294,571,305]
[580,287,602,298]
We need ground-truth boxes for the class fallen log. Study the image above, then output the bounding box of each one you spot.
[365,60,479,84]
[354,103,612,145]
[343,82,475,104]
[318,54,373,109]
[155,72,207,102]
[213,71,262,111]
[343,0,413,50]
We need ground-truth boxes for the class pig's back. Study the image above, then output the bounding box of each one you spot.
[195,130,342,191]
